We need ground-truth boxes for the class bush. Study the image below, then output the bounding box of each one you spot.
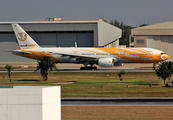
[117,70,126,81]
[119,70,126,75]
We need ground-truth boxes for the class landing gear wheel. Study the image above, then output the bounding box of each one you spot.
[80,67,84,70]
[93,66,97,70]
[80,66,97,70]
[152,64,156,70]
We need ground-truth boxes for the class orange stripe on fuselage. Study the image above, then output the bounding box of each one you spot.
[21,50,62,63]
[95,48,162,63]
[78,50,102,54]
[127,48,149,54]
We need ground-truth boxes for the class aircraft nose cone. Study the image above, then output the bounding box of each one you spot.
[163,54,169,60]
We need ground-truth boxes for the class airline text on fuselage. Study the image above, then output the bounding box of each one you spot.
[115,50,152,61]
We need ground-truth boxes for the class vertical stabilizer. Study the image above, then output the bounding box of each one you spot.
[12,24,40,49]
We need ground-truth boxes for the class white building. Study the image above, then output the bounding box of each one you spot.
[0,86,61,120]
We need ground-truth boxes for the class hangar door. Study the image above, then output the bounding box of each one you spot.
[35,32,93,47]
[0,34,17,62]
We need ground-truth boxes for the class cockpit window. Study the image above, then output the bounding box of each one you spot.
[160,53,166,55]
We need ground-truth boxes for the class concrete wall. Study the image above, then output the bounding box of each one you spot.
[0,86,61,120]
[98,22,122,46]
[133,36,147,47]
[169,36,173,61]
[104,40,119,48]
[147,36,153,48]
[153,36,161,50]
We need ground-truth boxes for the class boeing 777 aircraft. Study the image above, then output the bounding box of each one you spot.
[10,24,169,70]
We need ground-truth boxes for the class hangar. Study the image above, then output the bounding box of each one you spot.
[131,21,173,61]
[0,18,121,62]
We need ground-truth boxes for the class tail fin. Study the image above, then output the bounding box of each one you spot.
[12,24,40,50]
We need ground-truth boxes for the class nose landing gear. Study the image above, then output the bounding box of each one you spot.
[152,63,156,70]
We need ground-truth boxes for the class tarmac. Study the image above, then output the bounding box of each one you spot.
[0,62,155,70]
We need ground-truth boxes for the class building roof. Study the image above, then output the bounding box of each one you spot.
[0,18,103,24]
[131,21,173,35]
[40,18,103,22]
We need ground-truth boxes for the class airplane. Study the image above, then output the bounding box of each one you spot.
[10,23,169,70]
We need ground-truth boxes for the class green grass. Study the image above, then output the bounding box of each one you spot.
[0,72,173,97]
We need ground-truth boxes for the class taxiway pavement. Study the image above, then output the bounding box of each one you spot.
[61,97,173,106]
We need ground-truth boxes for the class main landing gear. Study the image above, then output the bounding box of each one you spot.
[80,66,97,70]
[80,61,97,70]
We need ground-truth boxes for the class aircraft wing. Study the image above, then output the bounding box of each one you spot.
[54,52,98,61]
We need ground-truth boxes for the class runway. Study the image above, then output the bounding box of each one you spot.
[61,97,173,106]
[0,63,155,72]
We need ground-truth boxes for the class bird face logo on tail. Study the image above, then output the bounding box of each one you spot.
[17,32,28,41]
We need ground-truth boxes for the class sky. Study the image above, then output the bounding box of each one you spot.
[1,0,173,27]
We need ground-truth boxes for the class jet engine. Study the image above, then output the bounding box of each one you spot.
[98,58,114,67]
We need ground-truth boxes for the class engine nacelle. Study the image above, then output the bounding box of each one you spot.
[98,58,114,67]
[114,63,123,66]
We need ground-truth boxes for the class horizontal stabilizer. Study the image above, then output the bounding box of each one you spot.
[7,50,33,56]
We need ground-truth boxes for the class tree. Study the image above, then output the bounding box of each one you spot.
[34,56,58,81]
[155,61,173,85]
[102,17,107,22]
[139,23,149,27]
[167,61,173,80]
[117,70,126,81]
[5,64,14,82]
[110,19,132,46]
